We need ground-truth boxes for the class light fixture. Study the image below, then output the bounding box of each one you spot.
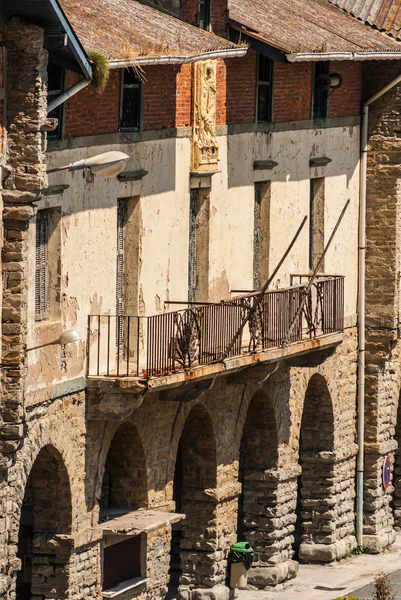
[47,151,129,178]
[315,72,343,92]
[26,330,81,352]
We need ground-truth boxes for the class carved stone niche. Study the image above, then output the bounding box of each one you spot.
[192,59,219,172]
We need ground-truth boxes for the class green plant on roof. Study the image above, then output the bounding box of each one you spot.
[87,51,110,92]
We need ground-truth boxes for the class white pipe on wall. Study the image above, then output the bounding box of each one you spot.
[47,78,91,114]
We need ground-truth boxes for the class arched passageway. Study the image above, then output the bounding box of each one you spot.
[238,391,279,546]
[295,374,335,561]
[16,445,72,600]
[99,422,148,593]
[168,403,218,597]
[100,421,148,513]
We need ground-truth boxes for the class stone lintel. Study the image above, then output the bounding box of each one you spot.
[253,159,278,170]
[117,169,148,182]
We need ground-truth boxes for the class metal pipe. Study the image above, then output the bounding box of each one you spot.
[109,47,247,69]
[356,69,401,548]
[47,78,91,114]
[287,51,401,62]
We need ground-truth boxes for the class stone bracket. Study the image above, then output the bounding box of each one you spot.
[86,378,147,420]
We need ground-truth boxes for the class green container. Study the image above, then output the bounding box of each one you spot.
[230,542,253,553]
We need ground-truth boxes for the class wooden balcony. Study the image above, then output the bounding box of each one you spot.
[86,276,344,418]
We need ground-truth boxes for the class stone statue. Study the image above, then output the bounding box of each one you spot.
[193,60,219,171]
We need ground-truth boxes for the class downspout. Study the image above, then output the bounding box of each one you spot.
[357,70,401,548]
[47,77,91,114]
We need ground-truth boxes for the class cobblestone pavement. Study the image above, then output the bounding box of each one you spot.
[237,535,401,599]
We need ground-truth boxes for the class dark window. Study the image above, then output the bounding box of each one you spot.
[188,190,198,304]
[120,69,141,131]
[116,200,126,346]
[198,0,211,29]
[47,63,64,140]
[35,211,48,321]
[313,61,329,120]
[103,537,141,590]
[257,55,273,123]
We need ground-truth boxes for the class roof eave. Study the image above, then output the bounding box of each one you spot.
[108,47,248,68]
[47,0,92,78]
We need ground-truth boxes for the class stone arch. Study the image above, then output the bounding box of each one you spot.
[9,417,80,535]
[238,390,278,538]
[99,421,148,514]
[295,374,343,563]
[169,402,218,595]
[16,444,73,600]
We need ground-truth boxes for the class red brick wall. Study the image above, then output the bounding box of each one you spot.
[176,64,192,128]
[216,59,226,126]
[273,62,313,122]
[181,0,227,33]
[329,61,362,118]
[64,70,119,138]
[142,65,177,130]
[226,51,257,124]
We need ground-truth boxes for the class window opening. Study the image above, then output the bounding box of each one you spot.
[253,183,261,290]
[198,0,211,30]
[309,178,325,271]
[257,55,273,123]
[313,61,329,120]
[35,211,48,321]
[47,63,64,140]
[120,69,141,131]
[116,200,126,346]
[103,537,141,590]
[188,190,198,304]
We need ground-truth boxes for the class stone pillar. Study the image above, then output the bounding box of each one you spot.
[299,449,357,562]
[0,17,48,470]
[0,17,50,598]
[245,466,299,589]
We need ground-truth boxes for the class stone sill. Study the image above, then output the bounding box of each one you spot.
[102,577,149,598]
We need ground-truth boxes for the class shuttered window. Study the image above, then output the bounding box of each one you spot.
[188,190,198,304]
[253,184,261,290]
[116,200,126,346]
[120,69,141,131]
[35,211,48,321]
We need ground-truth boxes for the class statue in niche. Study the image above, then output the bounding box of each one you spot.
[193,60,219,171]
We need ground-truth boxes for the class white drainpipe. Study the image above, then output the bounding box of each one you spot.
[356,70,401,547]
[47,78,91,114]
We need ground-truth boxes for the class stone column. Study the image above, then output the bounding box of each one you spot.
[0,17,50,598]
[245,466,299,589]
[299,449,357,562]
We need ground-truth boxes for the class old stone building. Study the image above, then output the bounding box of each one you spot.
[2,0,401,599]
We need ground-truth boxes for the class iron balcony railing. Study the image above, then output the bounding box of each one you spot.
[87,275,344,379]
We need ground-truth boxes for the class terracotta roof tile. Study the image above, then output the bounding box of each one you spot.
[228,0,401,55]
[59,0,237,63]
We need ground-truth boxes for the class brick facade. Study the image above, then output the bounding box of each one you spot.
[176,64,192,128]
[329,61,362,118]
[64,70,120,138]
[143,65,177,131]
[273,62,314,123]
[226,51,257,124]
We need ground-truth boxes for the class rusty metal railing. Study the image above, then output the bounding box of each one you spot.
[86,276,344,379]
